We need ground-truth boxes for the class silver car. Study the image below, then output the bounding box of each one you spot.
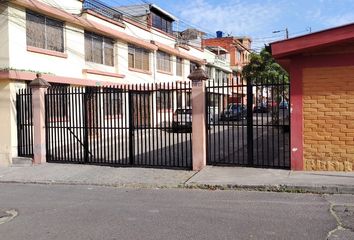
[172,108,214,131]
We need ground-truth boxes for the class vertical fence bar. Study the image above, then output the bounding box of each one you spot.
[128,89,134,165]
[247,78,254,166]
[16,92,21,156]
[143,84,147,166]
[83,88,89,163]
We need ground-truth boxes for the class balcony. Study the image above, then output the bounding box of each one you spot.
[83,0,123,23]
[214,55,228,65]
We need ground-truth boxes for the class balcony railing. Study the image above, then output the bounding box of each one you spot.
[83,0,123,22]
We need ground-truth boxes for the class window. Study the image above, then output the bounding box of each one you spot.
[128,45,150,71]
[156,91,172,110]
[205,66,212,79]
[26,10,64,52]
[215,70,229,84]
[85,32,114,66]
[103,88,122,117]
[157,51,171,73]
[177,91,191,108]
[236,50,241,62]
[190,62,198,73]
[176,57,183,76]
[151,12,172,34]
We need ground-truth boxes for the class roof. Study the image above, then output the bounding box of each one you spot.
[204,37,252,52]
[115,4,178,21]
[271,22,354,59]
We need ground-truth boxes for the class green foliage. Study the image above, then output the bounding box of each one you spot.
[242,47,289,83]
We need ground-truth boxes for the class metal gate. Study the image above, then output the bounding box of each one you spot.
[16,88,33,157]
[206,76,290,169]
[45,83,192,169]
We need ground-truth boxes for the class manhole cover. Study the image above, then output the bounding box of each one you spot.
[0,209,18,224]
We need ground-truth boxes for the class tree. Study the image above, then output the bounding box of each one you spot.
[242,47,289,83]
[242,47,289,125]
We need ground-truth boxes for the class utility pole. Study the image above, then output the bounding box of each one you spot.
[273,28,289,39]
[285,28,289,39]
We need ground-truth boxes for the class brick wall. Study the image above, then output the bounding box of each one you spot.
[303,66,354,171]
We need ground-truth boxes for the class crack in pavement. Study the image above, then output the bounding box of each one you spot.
[322,195,354,240]
[0,209,18,225]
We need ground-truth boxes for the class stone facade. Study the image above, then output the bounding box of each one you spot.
[303,66,354,171]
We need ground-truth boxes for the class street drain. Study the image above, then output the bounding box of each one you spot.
[0,209,18,224]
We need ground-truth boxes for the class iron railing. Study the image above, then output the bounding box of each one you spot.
[206,76,290,169]
[45,83,192,169]
[83,0,123,21]
[16,88,33,157]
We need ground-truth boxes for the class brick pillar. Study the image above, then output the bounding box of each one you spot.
[29,74,50,164]
[188,66,209,171]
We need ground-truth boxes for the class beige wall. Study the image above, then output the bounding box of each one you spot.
[38,0,82,14]
[0,3,9,69]
[8,5,87,79]
[5,3,204,85]
[303,66,354,171]
[0,80,11,166]
[0,80,27,166]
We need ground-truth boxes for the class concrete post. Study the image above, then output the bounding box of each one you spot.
[29,74,51,164]
[188,66,209,171]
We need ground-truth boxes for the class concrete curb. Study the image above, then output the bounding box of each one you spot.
[1,180,353,194]
[184,183,354,194]
[0,180,182,189]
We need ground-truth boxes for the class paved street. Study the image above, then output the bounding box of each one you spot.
[0,183,353,240]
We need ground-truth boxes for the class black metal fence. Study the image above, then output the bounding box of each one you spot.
[206,76,290,169]
[16,88,33,157]
[45,82,192,169]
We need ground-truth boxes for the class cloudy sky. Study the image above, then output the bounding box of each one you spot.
[107,0,354,51]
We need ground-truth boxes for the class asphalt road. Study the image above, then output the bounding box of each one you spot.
[1,183,353,240]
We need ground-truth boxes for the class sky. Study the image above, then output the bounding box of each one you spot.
[106,0,354,51]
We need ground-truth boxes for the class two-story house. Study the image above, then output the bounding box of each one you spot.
[0,0,207,166]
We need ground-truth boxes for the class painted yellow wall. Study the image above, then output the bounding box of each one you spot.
[303,66,354,171]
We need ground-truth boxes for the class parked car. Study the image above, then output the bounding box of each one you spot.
[253,102,269,113]
[172,108,214,131]
[220,103,247,121]
[268,100,277,108]
[279,101,289,109]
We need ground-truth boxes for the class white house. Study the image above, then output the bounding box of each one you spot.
[0,0,207,166]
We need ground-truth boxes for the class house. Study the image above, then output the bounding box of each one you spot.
[203,33,252,79]
[271,23,354,172]
[0,0,208,166]
[203,46,232,119]
[203,33,252,104]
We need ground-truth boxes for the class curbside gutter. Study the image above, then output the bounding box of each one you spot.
[0,179,353,194]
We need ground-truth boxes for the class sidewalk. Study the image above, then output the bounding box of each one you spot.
[0,164,353,194]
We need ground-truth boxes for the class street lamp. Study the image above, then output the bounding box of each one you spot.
[273,28,289,39]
